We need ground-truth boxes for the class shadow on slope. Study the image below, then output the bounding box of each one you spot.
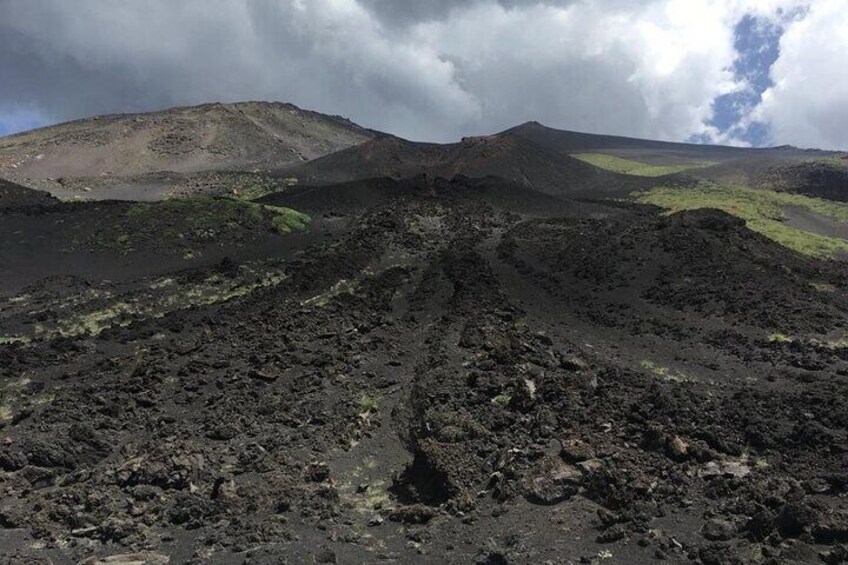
[277,133,653,197]
[0,196,316,295]
[505,121,839,163]
[755,160,848,201]
[0,178,58,210]
[259,174,630,220]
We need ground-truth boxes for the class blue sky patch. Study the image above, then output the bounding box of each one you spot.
[0,109,46,137]
[702,8,808,147]
[710,14,782,146]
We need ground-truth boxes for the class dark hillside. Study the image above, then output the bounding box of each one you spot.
[0,178,58,209]
[755,160,848,201]
[281,133,652,196]
[506,121,840,164]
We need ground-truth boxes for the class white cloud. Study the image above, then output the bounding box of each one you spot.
[412,0,747,141]
[752,0,848,150]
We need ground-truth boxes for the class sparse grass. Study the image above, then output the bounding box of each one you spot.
[754,458,770,469]
[640,360,690,382]
[573,153,714,177]
[492,394,512,407]
[358,395,379,417]
[810,282,837,293]
[149,278,176,289]
[41,302,137,338]
[238,175,299,200]
[337,463,391,519]
[0,335,30,345]
[0,377,32,423]
[93,196,310,254]
[302,278,358,307]
[804,156,848,169]
[30,267,288,339]
[186,171,297,200]
[266,205,311,234]
[804,335,848,350]
[766,331,848,350]
[768,333,793,344]
[636,182,848,258]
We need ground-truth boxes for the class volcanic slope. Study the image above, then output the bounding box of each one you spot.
[506,121,839,163]
[0,194,317,297]
[0,101,374,199]
[280,133,651,196]
[1,176,846,564]
[753,159,848,201]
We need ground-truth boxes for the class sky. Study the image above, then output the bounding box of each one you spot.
[0,0,845,149]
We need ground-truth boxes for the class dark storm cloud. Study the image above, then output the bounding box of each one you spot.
[0,0,843,148]
[358,0,577,25]
[358,0,472,24]
[0,26,174,121]
[0,0,479,140]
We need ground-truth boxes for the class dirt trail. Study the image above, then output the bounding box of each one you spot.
[786,205,848,240]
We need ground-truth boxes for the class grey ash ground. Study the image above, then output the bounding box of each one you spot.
[1,108,847,565]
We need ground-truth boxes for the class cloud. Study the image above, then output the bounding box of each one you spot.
[411,0,745,141]
[0,0,842,148]
[0,0,481,141]
[751,0,848,150]
[358,0,580,26]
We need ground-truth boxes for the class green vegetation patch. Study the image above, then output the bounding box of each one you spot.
[0,336,30,346]
[358,394,379,416]
[0,377,52,424]
[767,331,848,350]
[768,333,793,344]
[266,205,311,234]
[636,182,848,258]
[805,156,848,169]
[178,171,298,200]
[572,153,714,177]
[78,197,310,255]
[128,197,310,237]
[0,377,31,423]
[336,457,391,517]
[301,278,359,307]
[25,265,287,340]
[491,394,512,407]
[640,360,691,382]
[810,282,838,293]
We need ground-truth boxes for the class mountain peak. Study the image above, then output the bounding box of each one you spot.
[0,101,375,181]
[512,120,546,130]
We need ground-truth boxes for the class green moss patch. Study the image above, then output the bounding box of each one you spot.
[266,205,312,234]
[78,197,310,255]
[11,263,288,340]
[573,153,714,177]
[810,282,838,293]
[640,360,691,382]
[805,156,848,169]
[167,170,298,200]
[636,182,848,258]
[766,331,848,350]
[0,336,30,346]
